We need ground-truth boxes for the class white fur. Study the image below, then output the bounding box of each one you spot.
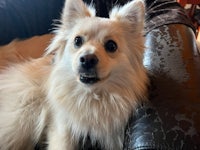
[0,0,147,150]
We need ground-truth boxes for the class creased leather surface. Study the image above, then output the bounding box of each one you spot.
[124,24,200,150]
[124,102,171,150]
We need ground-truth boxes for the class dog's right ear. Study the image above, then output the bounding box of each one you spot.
[61,0,96,29]
[45,0,95,56]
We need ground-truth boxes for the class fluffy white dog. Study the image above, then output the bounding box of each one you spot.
[0,0,148,149]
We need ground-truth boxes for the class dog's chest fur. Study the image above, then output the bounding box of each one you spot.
[48,81,136,149]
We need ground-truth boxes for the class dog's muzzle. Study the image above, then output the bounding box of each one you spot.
[79,54,100,84]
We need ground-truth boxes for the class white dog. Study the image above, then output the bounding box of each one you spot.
[0,0,148,149]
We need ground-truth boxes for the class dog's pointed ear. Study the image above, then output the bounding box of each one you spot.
[61,0,96,28]
[110,0,145,32]
[45,0,96,56]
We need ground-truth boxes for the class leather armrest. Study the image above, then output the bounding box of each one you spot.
[124,24,200,150]
[124,102,170,150]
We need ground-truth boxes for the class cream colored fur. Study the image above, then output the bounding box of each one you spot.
[0,0,148,150]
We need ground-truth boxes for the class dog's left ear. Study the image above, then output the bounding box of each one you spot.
[110,0,145,32]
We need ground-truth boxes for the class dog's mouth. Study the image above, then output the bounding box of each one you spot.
[79,72,100,84]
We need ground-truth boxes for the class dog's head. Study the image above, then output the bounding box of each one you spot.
[47,0,146,90]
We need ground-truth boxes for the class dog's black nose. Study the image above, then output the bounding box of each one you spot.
[80,54,98,70]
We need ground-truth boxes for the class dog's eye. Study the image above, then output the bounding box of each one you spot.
[74,36,84,48]
[104,40,117,53]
